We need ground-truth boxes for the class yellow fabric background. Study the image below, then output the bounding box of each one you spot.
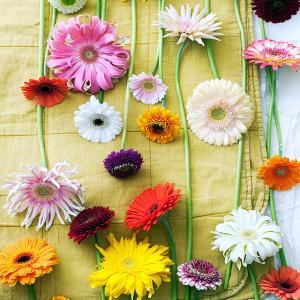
[0,0,272,299]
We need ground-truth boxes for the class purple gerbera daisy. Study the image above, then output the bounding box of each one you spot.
[103,149,143,178]
[177,259,222,290]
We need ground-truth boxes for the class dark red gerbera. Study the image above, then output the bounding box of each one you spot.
[21,76,68,107]
[125,182,181,231]
[68,206,115,244]
[252,0,300,23]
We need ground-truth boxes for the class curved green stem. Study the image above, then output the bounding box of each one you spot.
[193,288,199,300]
[247,265,260,300]
[101,0,107,20]
[121,0,136,149]
[27,284,37,300]
[161,217,178,300]
[95,233,106,300]
[175,39,192,300]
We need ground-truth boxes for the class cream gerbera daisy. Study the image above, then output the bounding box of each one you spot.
[153,4,223,45]
[48,0,86,14]
[187,79,254,146]
[74,96,122,143]
[212,207,282,269]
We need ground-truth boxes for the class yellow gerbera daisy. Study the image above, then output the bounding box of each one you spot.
[90,233,172,300]
[0,237,58,287]
[138,107,180,144]
[52,297,70,300]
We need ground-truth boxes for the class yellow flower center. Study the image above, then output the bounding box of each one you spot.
[210,107,226,120]
[143,81,155,92]
[240,229,257,241]
[122,257,136,269]
[33,183,56,199]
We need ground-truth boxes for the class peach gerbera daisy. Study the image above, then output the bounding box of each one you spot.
[138,107,180,144]
[259,156,300,191]
[0,238,58,287]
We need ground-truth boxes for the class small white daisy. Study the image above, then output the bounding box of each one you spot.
[212,207,282,269]
[74,95,122,143]
[153,4,223,45]
[129,72,168,105]
[48,0,86,14]
[187,79,254,146]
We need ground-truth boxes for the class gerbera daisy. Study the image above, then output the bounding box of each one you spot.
[259,155,300,191]
[187,79,254,146]
[138,107,180,144]
[89,233,172,299]
[259,266,300,300]
[252,0,300,23]
[103,149,143,178]
[244,39,300,71]
[129,73,168,105]
[153,4,223,45]
[212,207,282,269]
[52,297,70,300]
[48,0,86,14]
[177,259,222,290]
[74,95,122,143]
[48,15,130,94]
[125,182,181,231]
[0,161,85,230]
[0,238,58,287]
[21,76,68,107]
[68,206,115,243]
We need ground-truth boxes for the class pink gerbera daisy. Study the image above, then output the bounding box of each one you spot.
[47,15,130,94]
[129,73,168,104]
[244,39,300,71]
[0,162,85,230]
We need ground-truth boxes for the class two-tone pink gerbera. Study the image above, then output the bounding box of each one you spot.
[244,38,300,71]
[48,15,130,94]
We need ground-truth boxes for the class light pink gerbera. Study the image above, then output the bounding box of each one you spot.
[129,73,168,104]
[244,39,300,71]
[0,162,85,230]
[47,15,130,94]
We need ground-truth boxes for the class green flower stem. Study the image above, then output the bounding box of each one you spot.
[98,90,105,104]
[247,265,260,300]
[101,0,107,20]
[96,0,101,19]
[175,39,192,300]
[37,0,48,169]
[27,284,37,300]
[121,0,136,149]
[223,261,232,290]
[161,217,178,300]
[151,0,161,75]
[95,233,106,300]
[193,289,199,300]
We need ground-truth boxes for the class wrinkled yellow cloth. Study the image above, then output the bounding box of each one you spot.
[0,0,271,299]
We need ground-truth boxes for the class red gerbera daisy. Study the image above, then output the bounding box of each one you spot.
[125,182,181,231]
[21,76,68,107]
[68,206,115,244]
[259,266,300,300]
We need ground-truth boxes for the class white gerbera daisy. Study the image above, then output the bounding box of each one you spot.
[153,4,223,45]
[48,0,86,14]
[212,207,282,269]
[74,96,122,143]
[187,79,254,146]
[0,162,85,230]
[129,73,168,105]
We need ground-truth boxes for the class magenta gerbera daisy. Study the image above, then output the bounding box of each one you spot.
[0,162,85,230]
[244,39,300,71]
[47,15,130,94]
[129,73,168,104]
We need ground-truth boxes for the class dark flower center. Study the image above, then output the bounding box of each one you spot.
[113,163,137,174]
[61,0,76,5]
[271,0,286,10]
[151,123,165,133]
[14,253,33,264]
[277,280,297,293]
[149,203,159,214]
[33,183,56,199]
[38,83,54,94]
[93,116,105,126]
[275,166,288,177]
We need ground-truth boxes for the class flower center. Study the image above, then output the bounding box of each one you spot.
[151,123,165,133]
[275,167,288,176]
[14,253,33,264]
[80,46,98,64]
[122,257,136,269]
[93,115,106,126]
[38,84,53,94]
[277,280,297,293]
[148,203,159,214]
[61,0,76,5]
[143,81,155,92]
[210,107,226,121]
[271,0,286,10]
[265,48,289,60]
[240,229,257,241]
[113,163,137,174]
[33,183,56,199]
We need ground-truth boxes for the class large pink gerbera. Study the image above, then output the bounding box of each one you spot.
[244,39,300,71]
[47,15,130,94]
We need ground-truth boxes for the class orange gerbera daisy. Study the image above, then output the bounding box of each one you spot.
[259,156,300,191]
[259,266,300,300]
[125,182,181,231]
[21,76,68,107]
[0,237,58,287]
[52,297,70,300]
[138,107,180,144]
